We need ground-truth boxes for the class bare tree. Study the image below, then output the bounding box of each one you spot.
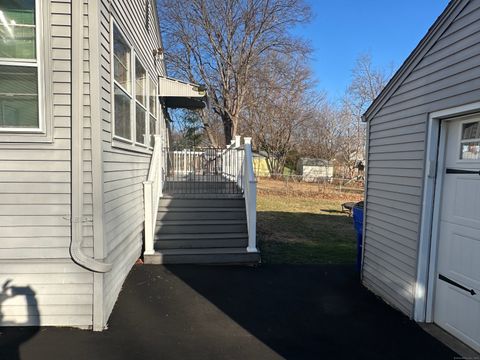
[243,54,318,175]
[300,102,343,162]
[159,0,311,144]
[339,53,390,178]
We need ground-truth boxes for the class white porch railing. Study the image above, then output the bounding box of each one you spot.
[143,135,165,256]
[241,137,257,253]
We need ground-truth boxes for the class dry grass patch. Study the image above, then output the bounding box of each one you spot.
[257,179,363,265]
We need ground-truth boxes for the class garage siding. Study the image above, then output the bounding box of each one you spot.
[364,0,480,316]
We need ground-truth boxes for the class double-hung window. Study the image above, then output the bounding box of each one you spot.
[113,23,133,140]
[0,0,43,133]
[112,22,154,151]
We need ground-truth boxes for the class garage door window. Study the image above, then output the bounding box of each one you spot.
[461,121,480,160]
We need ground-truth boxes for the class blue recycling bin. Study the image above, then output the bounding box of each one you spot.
[352,202,364,272]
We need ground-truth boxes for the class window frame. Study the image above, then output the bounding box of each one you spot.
[134,55,148,147]
[111,21,134,144]
[147,76,158,149]
[110,19,152,154]
[0,0,48,138]
[459,119,480,161]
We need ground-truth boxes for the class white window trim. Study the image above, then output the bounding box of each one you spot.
[110,19,152,154]
[0,0,47,137]
[414,102,480,323]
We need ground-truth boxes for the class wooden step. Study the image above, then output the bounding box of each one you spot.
[157,209,246,221]
[144,248,260,265]
[154,238,248,249]
[155,220,247,234]
[158,198,245,208]
[155,232,248,241]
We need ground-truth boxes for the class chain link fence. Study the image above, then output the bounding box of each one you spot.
[257,174,364,199]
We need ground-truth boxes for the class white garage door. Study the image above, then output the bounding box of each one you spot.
[434,117,480,352]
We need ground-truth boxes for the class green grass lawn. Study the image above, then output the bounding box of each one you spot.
[257,194,358,265]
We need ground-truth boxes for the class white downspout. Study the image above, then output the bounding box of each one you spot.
[71,0,112,273]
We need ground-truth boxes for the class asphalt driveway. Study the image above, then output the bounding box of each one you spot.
[0,264,458,360]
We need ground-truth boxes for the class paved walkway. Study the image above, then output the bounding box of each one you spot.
[0,265,458,360]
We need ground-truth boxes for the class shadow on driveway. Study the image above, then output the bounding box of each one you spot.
[0,264,458,360]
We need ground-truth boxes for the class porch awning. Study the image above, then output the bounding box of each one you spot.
[159,77,207,110]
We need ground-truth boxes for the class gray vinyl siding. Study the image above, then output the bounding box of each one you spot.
[363,0,480,316]
[0,1,94,327]
[98,0,166,324]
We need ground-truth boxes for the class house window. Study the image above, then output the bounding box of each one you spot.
[0,0,42,132]
[112,21,153,151]
[135,57,147,145]
[113,24,132,140]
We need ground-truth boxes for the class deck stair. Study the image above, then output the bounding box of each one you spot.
[143,136,259,265]
[146,195,259,264]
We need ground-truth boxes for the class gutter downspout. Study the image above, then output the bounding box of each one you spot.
[71,0,112,273]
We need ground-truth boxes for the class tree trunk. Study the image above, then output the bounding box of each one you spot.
[222,113,233,145]
[199,109,218,147]
[203,123,218,148]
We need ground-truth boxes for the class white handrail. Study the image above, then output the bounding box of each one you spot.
[242,137,257,253]
[144,135,164,256]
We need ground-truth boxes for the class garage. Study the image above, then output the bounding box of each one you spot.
[361,0,480,353]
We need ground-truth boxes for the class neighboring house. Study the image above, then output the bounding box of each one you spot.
[297,158,333,182]
[0,0,258,331]
[252,151,295,177]
[253,151,270,177]
[362,0,480,353]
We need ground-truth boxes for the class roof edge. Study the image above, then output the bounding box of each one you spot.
[362,0,469,122]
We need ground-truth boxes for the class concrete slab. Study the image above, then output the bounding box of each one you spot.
[0,265,459,359]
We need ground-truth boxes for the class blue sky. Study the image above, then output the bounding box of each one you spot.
[298,0,450,101]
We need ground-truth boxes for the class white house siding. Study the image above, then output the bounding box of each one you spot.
[98,0,166,324]
[0,1,94,327]
[363,0,480,316]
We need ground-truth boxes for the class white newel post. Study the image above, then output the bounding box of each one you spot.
[143,181,154,255]
[143,135,164,257]
[244,137,257,253]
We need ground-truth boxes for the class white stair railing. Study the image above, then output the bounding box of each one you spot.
[143,135,164,256]
[242,137,257,253]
